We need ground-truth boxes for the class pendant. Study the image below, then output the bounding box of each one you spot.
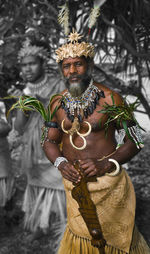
[61,117,92,150]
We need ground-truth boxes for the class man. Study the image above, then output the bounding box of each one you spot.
[14,37,66,241]
[42,30,150,253]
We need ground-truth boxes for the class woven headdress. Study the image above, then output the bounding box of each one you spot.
[18,37,49,63]
[55,29,95,63]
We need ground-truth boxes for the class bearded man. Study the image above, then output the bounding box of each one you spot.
[14,37,66,242]
[42,30,150,253]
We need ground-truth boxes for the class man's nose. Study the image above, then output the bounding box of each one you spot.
[25,64,31,72]
[69,64,77,74]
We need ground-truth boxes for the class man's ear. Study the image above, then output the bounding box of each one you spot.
[87,59,94,75]
[90,59,94,69]
[58,63,64,76]
[42,61,47,70]
[42,61,49,74]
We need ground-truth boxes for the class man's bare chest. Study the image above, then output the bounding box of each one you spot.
[57,104,108,132]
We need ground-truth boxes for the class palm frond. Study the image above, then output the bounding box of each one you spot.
[98,94,145,140]
[7,94,61,122]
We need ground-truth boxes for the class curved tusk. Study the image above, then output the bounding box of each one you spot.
[105,159,120,176]
[61,119,68,134]
[69,135,86,150]
[77,121,91,137]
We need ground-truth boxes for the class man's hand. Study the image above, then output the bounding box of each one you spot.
[58,161,81,183]
[0,119,11,137]
[8,86,22,97]
[79,158,113,177]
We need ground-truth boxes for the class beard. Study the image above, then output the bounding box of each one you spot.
[63,67,92,97]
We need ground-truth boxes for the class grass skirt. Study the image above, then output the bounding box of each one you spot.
[22,184,66,233]
[58,225,150,254]
[58,169,150,253]
[0,177,14,207]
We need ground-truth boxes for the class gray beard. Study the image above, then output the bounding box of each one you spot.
[66,80,89,97]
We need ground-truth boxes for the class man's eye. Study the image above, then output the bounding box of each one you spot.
[21,64,26,67]
[30,62,36,66]
[75,62,82,66]
[63,65,69,69]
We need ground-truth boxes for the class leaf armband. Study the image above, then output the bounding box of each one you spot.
[41,121,60,147]
[44,121,59,128]
[98,95,145,147]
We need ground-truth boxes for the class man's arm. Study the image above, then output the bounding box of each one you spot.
[103,135,140,172]
[0,119,11,137]
[106,90,142,168]
[42,96,81,183]
[43,125,62,164]
[80,90,143,177]
[0,102,11,136]
[80,137,141,178]
[43,125,81,183]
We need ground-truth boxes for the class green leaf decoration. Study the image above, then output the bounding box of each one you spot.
[99,118,102,128]
[98,94,145,138]
[111,93,115,105]
[6,94,62,122]
[47,93,62,121]
[122,120,133,141]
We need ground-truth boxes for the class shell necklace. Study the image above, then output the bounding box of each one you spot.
[25,74,49,96]
[61,79,105,150]
[61,79,105,122]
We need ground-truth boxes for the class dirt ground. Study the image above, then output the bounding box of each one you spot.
[0,134,150,253]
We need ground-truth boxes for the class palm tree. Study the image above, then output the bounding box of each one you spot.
[72,0,150,117]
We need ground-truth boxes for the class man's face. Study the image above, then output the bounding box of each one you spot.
[20,55,44,83]
[61,56,92,97]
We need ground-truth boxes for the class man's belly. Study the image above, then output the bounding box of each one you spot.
[62,137,117,162]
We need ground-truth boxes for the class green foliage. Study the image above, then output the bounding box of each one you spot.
[6,94,62,146]
[7,94,61,122]
[98,95,145,140]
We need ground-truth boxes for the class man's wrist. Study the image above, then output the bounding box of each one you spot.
[54,156,68,168]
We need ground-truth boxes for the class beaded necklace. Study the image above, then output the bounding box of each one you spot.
[61,79,105,122]
[24,74,49,96]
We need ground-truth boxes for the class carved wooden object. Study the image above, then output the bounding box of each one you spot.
[72,161,106,253]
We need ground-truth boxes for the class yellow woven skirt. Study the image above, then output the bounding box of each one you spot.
[58,225,150,254]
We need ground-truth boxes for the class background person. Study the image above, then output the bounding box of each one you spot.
[0,101,14,215]
[14,37,66,242]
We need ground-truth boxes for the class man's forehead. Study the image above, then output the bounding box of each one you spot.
[62,56,85,64]
[20,55,39,64]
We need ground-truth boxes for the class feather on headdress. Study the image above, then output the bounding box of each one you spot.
[88,0,107,33]
[58,2,70,36]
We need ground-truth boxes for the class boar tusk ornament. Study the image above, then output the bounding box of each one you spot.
[69,135,86,150]
[61,117,91,150]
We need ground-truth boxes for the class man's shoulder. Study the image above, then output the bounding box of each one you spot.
[94,81,123,105]
[49,89,66,106]
[53,88,67,97]
[94,81,115,96]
